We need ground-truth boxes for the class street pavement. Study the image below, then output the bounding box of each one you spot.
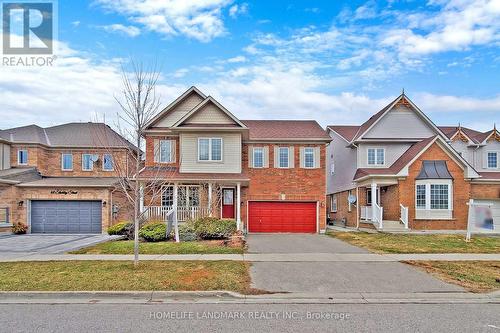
[1,303,499,332]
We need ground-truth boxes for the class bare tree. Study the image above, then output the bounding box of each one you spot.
[94,60,175,266]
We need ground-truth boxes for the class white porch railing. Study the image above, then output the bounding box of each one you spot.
[142,206,211,222]
[372,202,383,229]
[400,204,409,229]
[361,206,372,220]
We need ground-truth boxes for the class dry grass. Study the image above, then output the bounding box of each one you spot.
[328,231,500,254]
[0,261,255,293]
[70,240,244,255]
[405,261,500,293]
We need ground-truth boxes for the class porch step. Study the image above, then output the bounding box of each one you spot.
[376,220,408,232]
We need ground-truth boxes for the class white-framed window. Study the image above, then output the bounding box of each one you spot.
[159,140,173,163]
[487,152,498,169]
[304,147,315,168]
[61,153,73,171]
[17,149,28,165]
[331,195,337,213]
[330,162,335,175]
[278,147,289,168]
[198,138,223,162]
[162,186,174,207]
[253,147,264,168]
[162,185,200,208]
[103,154,114,171]
[415,180,453,219]
[82,154,94,171]
[367,148,385,166]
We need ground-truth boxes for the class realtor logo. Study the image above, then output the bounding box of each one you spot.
[2,1,54,54]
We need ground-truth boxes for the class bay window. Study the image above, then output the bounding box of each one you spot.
[415,180,452,219]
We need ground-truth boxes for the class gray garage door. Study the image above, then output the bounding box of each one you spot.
[31,201,102,234]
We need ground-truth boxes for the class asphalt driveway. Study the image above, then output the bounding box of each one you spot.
[247,234,463,294]
[0,234,119,254]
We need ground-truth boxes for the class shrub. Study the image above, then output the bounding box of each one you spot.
[107,222,128,235]
[193,217,236,240]
[139,222,167,242]
[123,222,135,240]
[178,222,197,241]
[12,223,27,234]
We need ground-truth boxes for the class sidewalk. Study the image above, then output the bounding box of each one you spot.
[1,252,499,262]
[0,290,498,304]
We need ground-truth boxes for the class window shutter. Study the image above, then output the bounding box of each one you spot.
[299,147,305,168]
[289,146,295,168]
[263,146,269,168]
[314,146,320,168]
[483,152,488,168]
[153,139,160,163]
[170,140,176,162]
[248,146,254,168]
[274,146,279,168]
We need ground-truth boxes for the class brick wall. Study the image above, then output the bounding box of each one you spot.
[398,142,470,230]
[241,143,327,231]
[470,183,500,200]
[328,190,357,227]
[381,185,399,221]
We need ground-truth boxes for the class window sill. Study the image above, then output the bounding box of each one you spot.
[0,223,13,228]
[414,218,456,221]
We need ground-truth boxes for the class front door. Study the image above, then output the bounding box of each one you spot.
[222,188,235,219]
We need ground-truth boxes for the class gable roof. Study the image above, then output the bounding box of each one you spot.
[145,86,206,129]
[241,120,331,141]
[172,96,247,128]
[351,93,448,142]
[0,123,137,149]
[438,125,499,144]
[327,125,360,142]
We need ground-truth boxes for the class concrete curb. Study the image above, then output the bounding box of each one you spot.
[0,291,498,305]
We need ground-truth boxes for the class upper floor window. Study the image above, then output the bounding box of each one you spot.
[198,138,222,162]
[17,149,28,165]
[487,152,498,169]
[61,154,73,171]
[253,147,264,168]
[82,154,94,171]
[160,140,172,163]
[103,154,114,171]
[304,147,315,168]
[278,147,289,168]
[367,148,384,166]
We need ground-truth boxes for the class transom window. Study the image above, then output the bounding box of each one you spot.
[367,148,385,166]
[82,154,94,171]
[487,152,498,169]
[279,147,289,168]
[253,147,264,168]
[17,150,28,165]
[198,138,222,161]
[304,147,315,168]
[159,140,172,163]
[103,154,114,171]
[61,154,73,171]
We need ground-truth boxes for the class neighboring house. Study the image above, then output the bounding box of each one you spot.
[0,123,136,234]
[139,86,331,233]
[326,93,500,231]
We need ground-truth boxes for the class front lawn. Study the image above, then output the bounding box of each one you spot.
[0,261,252,293]
[328,231,500,254]
[70,240,244,255]
[405,261,500,293]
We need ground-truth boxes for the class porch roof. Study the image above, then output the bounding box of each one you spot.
[138,167,250,183]
[353,136,436,181]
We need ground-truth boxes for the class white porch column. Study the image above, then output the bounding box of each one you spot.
[236,182,241,231]
[208,183,213,217]
[173,183,178,210]
[371,182,377,222]
[139,182,144,213]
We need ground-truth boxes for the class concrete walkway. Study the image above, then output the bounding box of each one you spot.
[0,252,499,262]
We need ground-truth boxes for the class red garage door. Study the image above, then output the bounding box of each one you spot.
[248,201,317,233]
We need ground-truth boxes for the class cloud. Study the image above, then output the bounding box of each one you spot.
[71,21,81,27]
[229,3,249,18]
[99,24,141,37]
[94,0,234,42]
[227,55,247,63]
[173,68,189,78]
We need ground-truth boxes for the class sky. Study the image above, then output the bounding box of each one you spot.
[0,0,499,131]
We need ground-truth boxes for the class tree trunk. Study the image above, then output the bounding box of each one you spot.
[133,135,141,266]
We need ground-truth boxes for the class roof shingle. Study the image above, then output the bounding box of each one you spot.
[241,120,330,140]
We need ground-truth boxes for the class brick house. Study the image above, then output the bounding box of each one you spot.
[326,93,500,231]
[139,86,331,233]
[0,123,135,233]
